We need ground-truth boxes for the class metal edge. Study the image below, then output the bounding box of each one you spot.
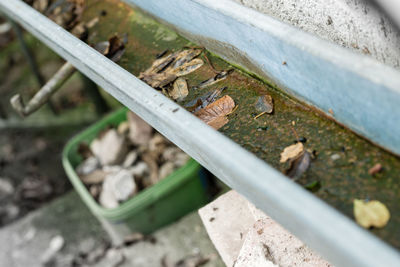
[124,0,400,156]
[1,1,399,266]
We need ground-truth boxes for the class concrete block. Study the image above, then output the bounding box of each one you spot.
[198,190,256,267]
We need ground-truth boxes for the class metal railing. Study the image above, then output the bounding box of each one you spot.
[1,0,399,266]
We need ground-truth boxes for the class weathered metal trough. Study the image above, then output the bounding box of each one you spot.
[1,0,400,266]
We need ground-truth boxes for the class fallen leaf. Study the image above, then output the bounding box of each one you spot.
[195,95,235,130]
[139,49,202,88]
[185,87,226,112]
[193,69,233,90]
[368,163,383,175]
[280,142,304,163]
[353,199,390,228]
[255,94,274,114]
[169,78,188,101]
[285,151,311,180]
[173,58,204,76]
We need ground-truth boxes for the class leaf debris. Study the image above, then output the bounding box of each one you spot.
[280,142,304,163]
[354,199,390,228]
[194,95,235,130]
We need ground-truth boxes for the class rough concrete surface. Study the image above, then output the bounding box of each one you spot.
[199,191,332,266]
[233,0,400,68]
[198,190,256,267]
[0,191,224,267]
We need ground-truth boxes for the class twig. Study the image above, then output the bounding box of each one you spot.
[290,125,300,141]
[10,62,76,117]
[254,111,267,120]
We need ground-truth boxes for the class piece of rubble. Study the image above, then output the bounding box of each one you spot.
[117,121,130,135]
[81,169,108,185]
[99,169,137,209]
[128,162,149,177]
[76,156,100,177]
[122,151,138,168]
[159,162,175,180]
[127,111,153,145]
[90,129,128,166]
[41,235,65,264]
[0,178,14,199]
[162,147,181,161]
[174,152,190,168]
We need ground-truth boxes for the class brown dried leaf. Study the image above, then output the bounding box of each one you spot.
[280,142,304,163]
[255,94,274,114]
[173,58,204,76]
[368,163,383,175]
[169,78,188,101]
[354,199,390,228]
[195,95,235,130]
[185,87,226,112]
[285,151,311,180]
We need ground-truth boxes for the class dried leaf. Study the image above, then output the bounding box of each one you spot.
[354,199,390,228]
[139,49,202,88]
[169,78,188,101]
[172,48,202,68]
[368,163,383,175]
[173,58,204,76]
[285,151,311,180]
[193,69,233,90]
[280,142,304,163]
[195,95,235,130]
[185,87,226,112]
[255,94,274,114]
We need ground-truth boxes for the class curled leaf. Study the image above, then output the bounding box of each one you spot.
[195,95,235,130]
[173,58,204,76]
[285,151,311,180]
[139,48,203,88]
[185,87,226,112]
[280,142,304,163]
[193,69,233,90]
[169,78,188,101]
[354,199,390,228]
[255,94,274,114]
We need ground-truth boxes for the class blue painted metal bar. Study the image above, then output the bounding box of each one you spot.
[125,0,400,156]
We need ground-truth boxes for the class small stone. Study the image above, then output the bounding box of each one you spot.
[80,169,107,185]
[117,121,130,135]
[128,162,149,177]
[330,154,340,161]
[159,162,175,180]
[0,178,14,198]
[111,170,137,201]
[162,147,181,161]
[76,157,100,175]
[49,235,64,252]
[149,133,167,152]
[99,169,137,208]
[41,235,65,264]
[174,152,190,168]
[90,129,128,166]
[122,151,138,168]
[127,112,153,145]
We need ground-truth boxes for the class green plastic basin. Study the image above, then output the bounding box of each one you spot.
[62,108,208,234]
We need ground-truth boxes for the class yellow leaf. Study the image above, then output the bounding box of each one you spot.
[353,199,390,228]
[280,142,304,163]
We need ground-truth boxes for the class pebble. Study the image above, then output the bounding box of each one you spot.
[90,129,128,166]
[330,154,341,161]
[76,157,100,176]
[159,162,175,180]
[127,112,153,145]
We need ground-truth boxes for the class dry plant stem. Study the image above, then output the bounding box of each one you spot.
[254,111,267,120]
[290,125,300,140]
[10,62,76,117]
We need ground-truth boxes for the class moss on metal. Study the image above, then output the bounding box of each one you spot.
[82,0,400,248]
